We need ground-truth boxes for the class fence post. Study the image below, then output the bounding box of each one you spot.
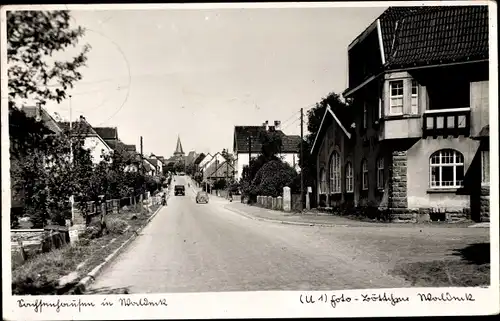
[69,200,86,245]
[283,186,291,212]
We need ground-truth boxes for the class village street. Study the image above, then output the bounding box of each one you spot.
[87,176,489,294]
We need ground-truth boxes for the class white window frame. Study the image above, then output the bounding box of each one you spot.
[362,159,368,190]
[376,157,384,190]
[429,149,465,189]
[345,162,353,193]
[481,150,490,186]
[330,151,341,194]
[389,80,404,115]
[411,79,419,114]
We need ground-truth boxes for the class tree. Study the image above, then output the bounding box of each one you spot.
[7,10,90,109]
[221,148,235,162]
[253,160,299,197]
[258,129,282,160]
[298,92,351,191]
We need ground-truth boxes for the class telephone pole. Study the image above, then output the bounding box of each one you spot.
[248,136,252,164]
[140,136,145,193]
[300,108,304,206]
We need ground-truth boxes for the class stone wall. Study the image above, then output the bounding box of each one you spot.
[389,150,408,209]
[480,186,490,222]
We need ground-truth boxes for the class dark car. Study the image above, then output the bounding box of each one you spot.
[174,185,185,196]
[196,191,209,204]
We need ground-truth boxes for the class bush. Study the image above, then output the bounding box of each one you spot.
[253,160,298,197]
[105,217,129,235]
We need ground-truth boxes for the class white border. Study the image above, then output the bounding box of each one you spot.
[2,1,498,320]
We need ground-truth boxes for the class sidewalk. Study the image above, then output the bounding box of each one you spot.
[224,202,485,228]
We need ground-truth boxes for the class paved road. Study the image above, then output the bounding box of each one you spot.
[88,176,487,293]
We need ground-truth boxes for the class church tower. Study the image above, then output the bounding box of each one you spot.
[174,135,185,158]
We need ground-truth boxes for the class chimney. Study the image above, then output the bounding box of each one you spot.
[274,120,281,131]
[263,120,269,131]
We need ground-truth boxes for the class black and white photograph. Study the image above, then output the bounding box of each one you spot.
[1,1,498,319]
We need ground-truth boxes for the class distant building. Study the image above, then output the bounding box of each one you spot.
[233,121,301,181]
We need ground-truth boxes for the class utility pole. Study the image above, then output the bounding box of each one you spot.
[69,95,73,164]
[300,107,304,207]
[248,135,252,165]
[140,136,145,194]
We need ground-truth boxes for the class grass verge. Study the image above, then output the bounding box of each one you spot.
[392,260,490,287]
[12,204,162,295]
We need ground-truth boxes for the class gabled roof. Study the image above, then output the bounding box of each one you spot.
[22,106,63,134]
[194,153,206,165]
[206,159,235,179]
[310,104,353,154]
[58,119,99,137]
[344,6,489,97]
[94,127,118,140]
[281,135,301,153]
[384,6,489,69]
[234,125,300,154]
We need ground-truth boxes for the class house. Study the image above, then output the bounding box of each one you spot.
[143,158,156,176]
[58,116,114,164]
[147,156,163,176]
[205,158,235,185]
[202,153,225,181]
[311,6,490,222]
[22,106,64,135]
[233,121,301,181]
[185,151,197,167]
[198,153,213,173]
[193,153,206,172]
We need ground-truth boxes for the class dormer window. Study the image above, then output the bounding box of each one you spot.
[389,80,404,115]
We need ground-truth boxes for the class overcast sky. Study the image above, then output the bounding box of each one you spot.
[42,5,387,157]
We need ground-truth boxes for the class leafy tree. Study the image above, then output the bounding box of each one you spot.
[253,160,299,197]
[298,92,351,192]
[258,129,282,160]
[7,10,90,109]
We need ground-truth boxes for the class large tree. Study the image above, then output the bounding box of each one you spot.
[8,10,90,227]
[7,10,90,109]
[298,92,351,191]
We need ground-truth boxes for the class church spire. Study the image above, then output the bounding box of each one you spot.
[174,135,184,156]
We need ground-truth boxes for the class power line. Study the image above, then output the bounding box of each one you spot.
[86,28,131,126]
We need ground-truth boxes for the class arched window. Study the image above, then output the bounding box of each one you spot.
[376,157,384,190]
[319,168,327,194]
[329,151,341,193]
[429,149,464,188]
[362,159,368,190]
[345,162,353,193]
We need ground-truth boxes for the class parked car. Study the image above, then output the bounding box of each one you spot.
[174,185,185,196]
[196,191,209,204]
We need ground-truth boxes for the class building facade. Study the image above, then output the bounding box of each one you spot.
[233,122,301,181]
[312,6,490,222]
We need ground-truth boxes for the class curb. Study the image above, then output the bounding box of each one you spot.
[223,204,347,228]
[72,204,164,294]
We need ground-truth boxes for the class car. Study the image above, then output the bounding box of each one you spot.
[196,191,209,204]
[174,185,185,196]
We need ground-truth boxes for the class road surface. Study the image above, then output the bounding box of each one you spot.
[88,175,414,293]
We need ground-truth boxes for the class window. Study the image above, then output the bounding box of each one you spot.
[362,159,368,190]
[319,168,327,193]
[345,162,353,193]
[481,150,490,185]
[376,157,384,190]
[363,103,367,129]
[430,149,464,188]
[389,80,404,114]
[329,151,341,193]
[411,80,419,114]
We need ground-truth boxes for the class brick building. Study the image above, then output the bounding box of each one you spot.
[311,6,490,222]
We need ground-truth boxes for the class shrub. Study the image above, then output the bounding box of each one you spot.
[105,217,128,235]
[253,160,298,197]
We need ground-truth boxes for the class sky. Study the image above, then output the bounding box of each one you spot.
[41,5,387,157]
